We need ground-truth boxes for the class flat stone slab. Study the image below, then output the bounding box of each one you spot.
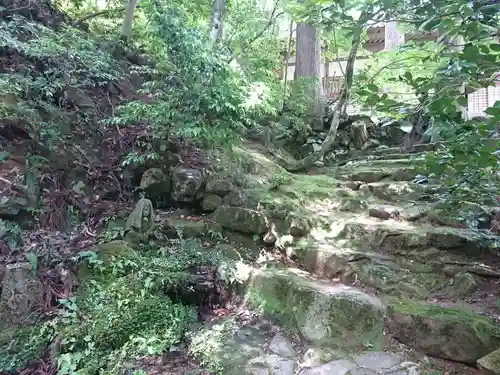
[301,352,420,375]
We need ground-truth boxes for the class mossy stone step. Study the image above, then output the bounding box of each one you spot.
[342,167,418,183]
[387,300,500,364]
[245,268,385,350]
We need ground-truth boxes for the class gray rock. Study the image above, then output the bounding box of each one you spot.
[368,205,400,220]
[201,194,223,212]
[214,207,267,235]
[205,179,234,196]
[247,354,295,375]
[171,167,204,203]
[301,348,341,368]
[269,333,295,358]
[448,272,478,297]
[478,347,500,375]
[223,189,248,207]
[303,352,420,375]
[301,359,356,375]
[387,300,500,364]
[354,352,418,373]
[140,168,170,195]
[246,269,385,350]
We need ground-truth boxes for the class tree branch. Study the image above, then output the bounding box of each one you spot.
[226,7,284,63]
[73,7,126,26]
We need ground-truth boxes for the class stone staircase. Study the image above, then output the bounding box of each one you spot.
[188,143,499,375]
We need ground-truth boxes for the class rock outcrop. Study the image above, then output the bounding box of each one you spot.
[386,300,500,364]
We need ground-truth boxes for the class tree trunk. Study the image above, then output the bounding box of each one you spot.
[294,23,325,131]
[209,0,227,45]
[271,31,362,172]
[121,0,139,40]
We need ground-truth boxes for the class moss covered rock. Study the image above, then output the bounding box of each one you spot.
[478,347,500,375]
[0,263,44,328]
[201,194,222,212]
[213,207,267,234]
[205,179,233,196]
[139,167,170,195]
[386,300,500,364]
[245,268,385,350]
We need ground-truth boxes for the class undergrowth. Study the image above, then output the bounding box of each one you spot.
[0,15,122,148]
[0,238,233,375]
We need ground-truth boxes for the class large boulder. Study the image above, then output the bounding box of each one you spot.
[213,207,267,235]
[386,300,500,364]
[171,167,204,203]
[139,168,170,196]
[245,268,385,349]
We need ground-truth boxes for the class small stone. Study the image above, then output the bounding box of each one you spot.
[368,205,400,220]
[269,333,295,358]
[205,179,234,196]
[289,217,310,238]
[201,194,222,212]
[263,230,277,245]
[344,181,362,191]
[301,348,340,368]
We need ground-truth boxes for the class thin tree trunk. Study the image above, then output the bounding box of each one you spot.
[294,23,325,131]
[121,0,139,40]
[209,0,227,45]
[281,20,294,107]
[271,31,363,172]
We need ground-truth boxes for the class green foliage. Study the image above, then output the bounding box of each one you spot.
[345,0,500,214]
[55,238,229,375]
[106,1,251,148]
[0,16,121,147]
[0,323,54,372]
[422,110,500,216]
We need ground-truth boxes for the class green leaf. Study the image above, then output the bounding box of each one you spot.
[484,107,500,117]
[463,45,480,60]
[26,252,38,272]
[366,83,379,92]
[456,96,468,106]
